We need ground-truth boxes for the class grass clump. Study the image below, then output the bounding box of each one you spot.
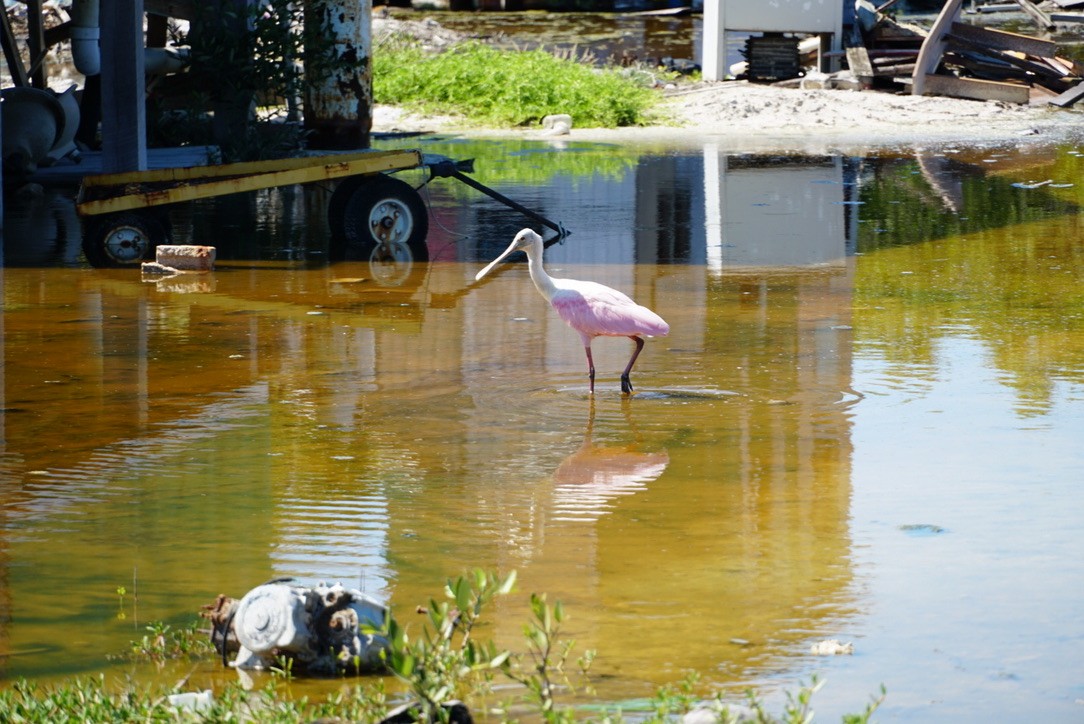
[373,40,658,128]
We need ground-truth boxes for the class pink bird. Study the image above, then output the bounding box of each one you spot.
[475,228,669,395]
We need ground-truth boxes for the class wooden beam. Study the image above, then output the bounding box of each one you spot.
[912,0,964,96]
[1048,80,1084,107]
[948,21,1055,58]
[846,46,875,85]
[1012,0,1055,31]
[920,73,1031,103]
[944,49,1071,91]
[944,36,1068,82]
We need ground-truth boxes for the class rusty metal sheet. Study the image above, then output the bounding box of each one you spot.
[304,0,373,150]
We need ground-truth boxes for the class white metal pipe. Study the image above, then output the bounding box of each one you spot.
[70,0,102,76]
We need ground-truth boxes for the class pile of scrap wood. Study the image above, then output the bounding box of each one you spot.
[847,0,1084,106]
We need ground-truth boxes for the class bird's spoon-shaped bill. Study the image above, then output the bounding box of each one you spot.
[475,240,521,281]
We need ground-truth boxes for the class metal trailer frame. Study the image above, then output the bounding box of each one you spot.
[75,148,569,267]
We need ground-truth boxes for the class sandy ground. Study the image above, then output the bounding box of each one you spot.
[373,80,1084,152]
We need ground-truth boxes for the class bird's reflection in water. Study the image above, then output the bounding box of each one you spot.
[551,400,669,523]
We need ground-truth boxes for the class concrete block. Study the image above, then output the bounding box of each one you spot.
[156,245,216,271]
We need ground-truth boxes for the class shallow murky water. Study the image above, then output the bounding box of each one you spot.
[394,10,705,68]
[2,137,1083,721]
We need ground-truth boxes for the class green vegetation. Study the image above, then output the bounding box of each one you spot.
[373,136,640,194]
[0,570,885,722]
[373,39,660,128]
[124,621,216,664]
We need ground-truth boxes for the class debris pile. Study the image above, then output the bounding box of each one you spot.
[849,0,1084,105]
[202,579,390,674]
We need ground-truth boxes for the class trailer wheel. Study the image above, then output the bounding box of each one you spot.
[83,212,170,268]
[329,175,429,263]
[326,176,366,241]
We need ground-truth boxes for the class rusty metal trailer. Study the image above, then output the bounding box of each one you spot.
[76,148,568,267]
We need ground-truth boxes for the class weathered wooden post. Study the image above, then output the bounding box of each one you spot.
[304,0,373,150]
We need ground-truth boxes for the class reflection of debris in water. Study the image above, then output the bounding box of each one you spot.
[899,523,947,536]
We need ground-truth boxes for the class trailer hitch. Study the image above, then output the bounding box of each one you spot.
[424,155,570,246]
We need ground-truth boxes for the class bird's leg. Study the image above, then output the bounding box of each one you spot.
[621,336,645,395]
[585,346,596,394]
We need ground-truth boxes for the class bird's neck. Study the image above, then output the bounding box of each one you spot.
[526,248,559,301]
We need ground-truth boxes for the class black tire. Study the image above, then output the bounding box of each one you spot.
[326,175,366,241]
[82,211,170,268]
[329,174,429,263]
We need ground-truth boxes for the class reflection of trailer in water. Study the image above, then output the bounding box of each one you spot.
[76,148,568,268]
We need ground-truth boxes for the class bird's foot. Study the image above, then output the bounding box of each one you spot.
[620,375,633,395]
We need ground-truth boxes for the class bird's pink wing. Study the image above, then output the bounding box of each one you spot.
[550,281,669,342]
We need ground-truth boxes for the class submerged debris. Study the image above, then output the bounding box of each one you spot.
[810,639,855,655]
[202,579,389,674]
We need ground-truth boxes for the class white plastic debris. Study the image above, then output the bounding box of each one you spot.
[810,639,854,655]
[166,690,213,713]
[542,113,572,136]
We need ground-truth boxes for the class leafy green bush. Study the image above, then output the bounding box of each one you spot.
[373,40,658,128]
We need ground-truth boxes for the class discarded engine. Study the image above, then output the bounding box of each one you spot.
[203,579,389,674]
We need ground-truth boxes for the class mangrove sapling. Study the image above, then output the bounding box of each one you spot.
[376,569,517,722]
[500,592,597,722]
[118,620,215,663]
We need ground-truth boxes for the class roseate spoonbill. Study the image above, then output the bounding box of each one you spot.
[475,228,669,394]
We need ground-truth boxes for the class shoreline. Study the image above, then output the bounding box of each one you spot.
[374,79,1084,153]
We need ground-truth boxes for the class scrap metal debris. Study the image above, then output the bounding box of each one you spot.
[202,579,389,674]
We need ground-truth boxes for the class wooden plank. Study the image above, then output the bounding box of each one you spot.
[912,0,964,96]
[1048,81,1084,107]
[878,62,916,76]
[944,36,1068,81]
[920,73,1031,103]
[846,46,875,82]
[1012,0,1055,31]
[948,21,1055,58]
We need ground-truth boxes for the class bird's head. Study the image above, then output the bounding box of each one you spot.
[475,228,542,281]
